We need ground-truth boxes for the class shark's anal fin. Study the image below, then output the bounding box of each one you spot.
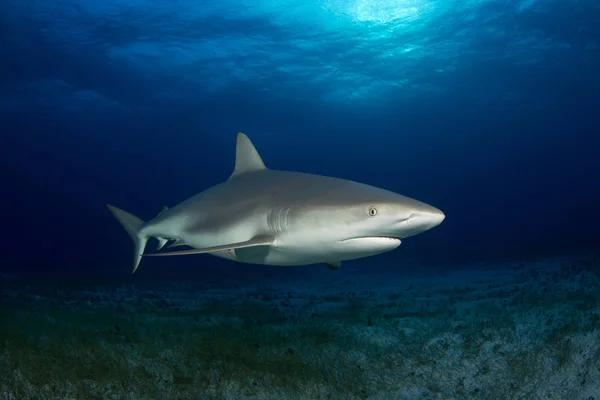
[325,261,341,270]
[167,239,187,248]
[156,237,169,251]
[144,235,274,257]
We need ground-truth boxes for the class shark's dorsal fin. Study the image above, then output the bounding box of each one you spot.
[229,132,266,179]
[155,205,169,218]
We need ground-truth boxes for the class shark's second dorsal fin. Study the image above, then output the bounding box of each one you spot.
[229,132,266,179]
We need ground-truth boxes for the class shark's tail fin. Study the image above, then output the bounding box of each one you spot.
[106,204,149,274]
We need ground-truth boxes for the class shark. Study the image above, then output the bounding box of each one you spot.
[107,132,445,273]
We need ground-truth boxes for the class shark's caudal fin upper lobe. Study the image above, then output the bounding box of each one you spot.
[106,204,148,274]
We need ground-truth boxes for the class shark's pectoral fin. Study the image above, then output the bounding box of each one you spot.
[144,235,275,257]
[324,261,341,270]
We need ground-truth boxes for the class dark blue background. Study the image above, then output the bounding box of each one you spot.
[1,0,599,278]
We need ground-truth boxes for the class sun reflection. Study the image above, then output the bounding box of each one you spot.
[328,0,430,24]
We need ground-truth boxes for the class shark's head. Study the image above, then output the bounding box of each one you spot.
[344,195,445,240]
[280,177,445,262]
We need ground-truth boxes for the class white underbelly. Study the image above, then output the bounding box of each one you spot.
[207,241,399,266]
[208,247,323,266]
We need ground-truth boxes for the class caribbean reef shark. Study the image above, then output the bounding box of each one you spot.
[107,132,445,273]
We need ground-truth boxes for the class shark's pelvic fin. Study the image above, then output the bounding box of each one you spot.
[106,204,148,274]
[145,234,274,257]
[159,205,169,214]
[229,132,267,179]
[325,261,341,270]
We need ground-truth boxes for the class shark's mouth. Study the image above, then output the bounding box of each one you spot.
[340,236,401,243]
[337,236,402,252]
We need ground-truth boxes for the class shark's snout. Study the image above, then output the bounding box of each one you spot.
[411,208,445,231]
[389,205,444,239]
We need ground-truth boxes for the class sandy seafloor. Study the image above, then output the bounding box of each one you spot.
[1,255,599,400]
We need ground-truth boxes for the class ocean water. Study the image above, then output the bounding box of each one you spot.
[1,0,599,399]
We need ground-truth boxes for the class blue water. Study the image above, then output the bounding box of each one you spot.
[1,1,599,277]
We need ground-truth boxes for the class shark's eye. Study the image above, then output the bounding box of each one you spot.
[368,206,378,217]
